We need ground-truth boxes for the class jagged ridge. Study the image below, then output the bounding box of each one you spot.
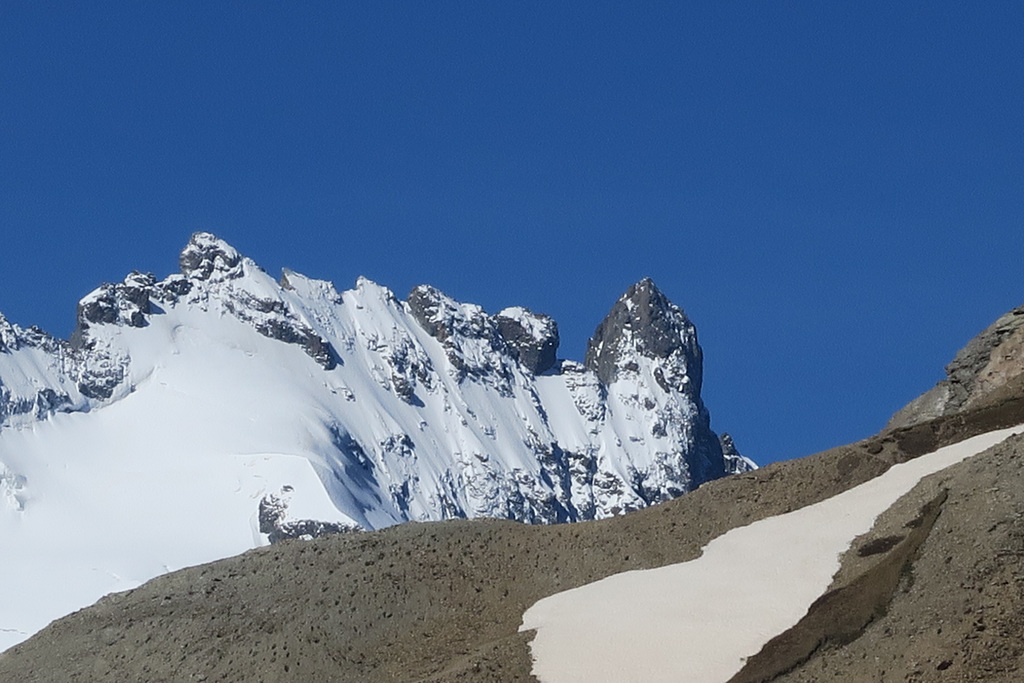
[1,232,750,530]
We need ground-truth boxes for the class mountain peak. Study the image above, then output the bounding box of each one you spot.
[179,232,244,281]
[0,238,754,653]
[0,313,17,352]
[584,278,702,394]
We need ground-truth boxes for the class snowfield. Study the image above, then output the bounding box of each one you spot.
[0,321,355,652]
[520,425,1024,683]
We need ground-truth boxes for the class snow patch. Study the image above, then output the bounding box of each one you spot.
[520,425,1023,683]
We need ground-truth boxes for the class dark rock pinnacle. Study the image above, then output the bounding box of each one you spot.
[584,278,703,393]
[493,308,559,374]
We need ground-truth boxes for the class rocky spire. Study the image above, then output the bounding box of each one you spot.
[578,278,749,492]
[0,313,17,353]
[179,232,244,281]
[584,278,703,395]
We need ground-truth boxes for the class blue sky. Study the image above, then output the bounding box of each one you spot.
[2,2,1022,464]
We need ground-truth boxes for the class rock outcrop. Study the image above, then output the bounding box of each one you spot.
[493,307,559,375]
[585,277,702,393]
[583,277,728,488]
[888,304,1024,429]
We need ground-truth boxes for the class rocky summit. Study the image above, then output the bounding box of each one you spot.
[0,233,749,529]
[0,232,750,652]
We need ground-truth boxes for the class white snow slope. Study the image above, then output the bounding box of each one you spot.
[520,425,1024,683]
[0,233,746,651]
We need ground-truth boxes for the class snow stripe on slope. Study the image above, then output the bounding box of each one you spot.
[520,425,1024,683]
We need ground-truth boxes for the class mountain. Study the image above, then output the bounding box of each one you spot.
[0,232,750,651]
[3,296,1023,682]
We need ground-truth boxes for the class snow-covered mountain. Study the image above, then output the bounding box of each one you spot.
[0,233,750,649]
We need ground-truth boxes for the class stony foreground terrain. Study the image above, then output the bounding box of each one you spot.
[2,381,1023,682]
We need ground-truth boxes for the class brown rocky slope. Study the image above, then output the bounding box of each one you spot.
[4,313,1024,682]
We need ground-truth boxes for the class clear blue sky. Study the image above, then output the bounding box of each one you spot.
[2,2,1022,464]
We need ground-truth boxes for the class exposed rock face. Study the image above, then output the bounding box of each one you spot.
[258,490,361,544]
[494,307,559,375]
[585,278,702,396]
[888,304,1024,429]
[581,278,729,488]
[408,289,561,377]
[177,234,338,369]
[0,314,14,353]
[1,308,126,413]
[75,271,155,331]
[178,232,243,281]
[405,284,515,383]
[720,432,755,475]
